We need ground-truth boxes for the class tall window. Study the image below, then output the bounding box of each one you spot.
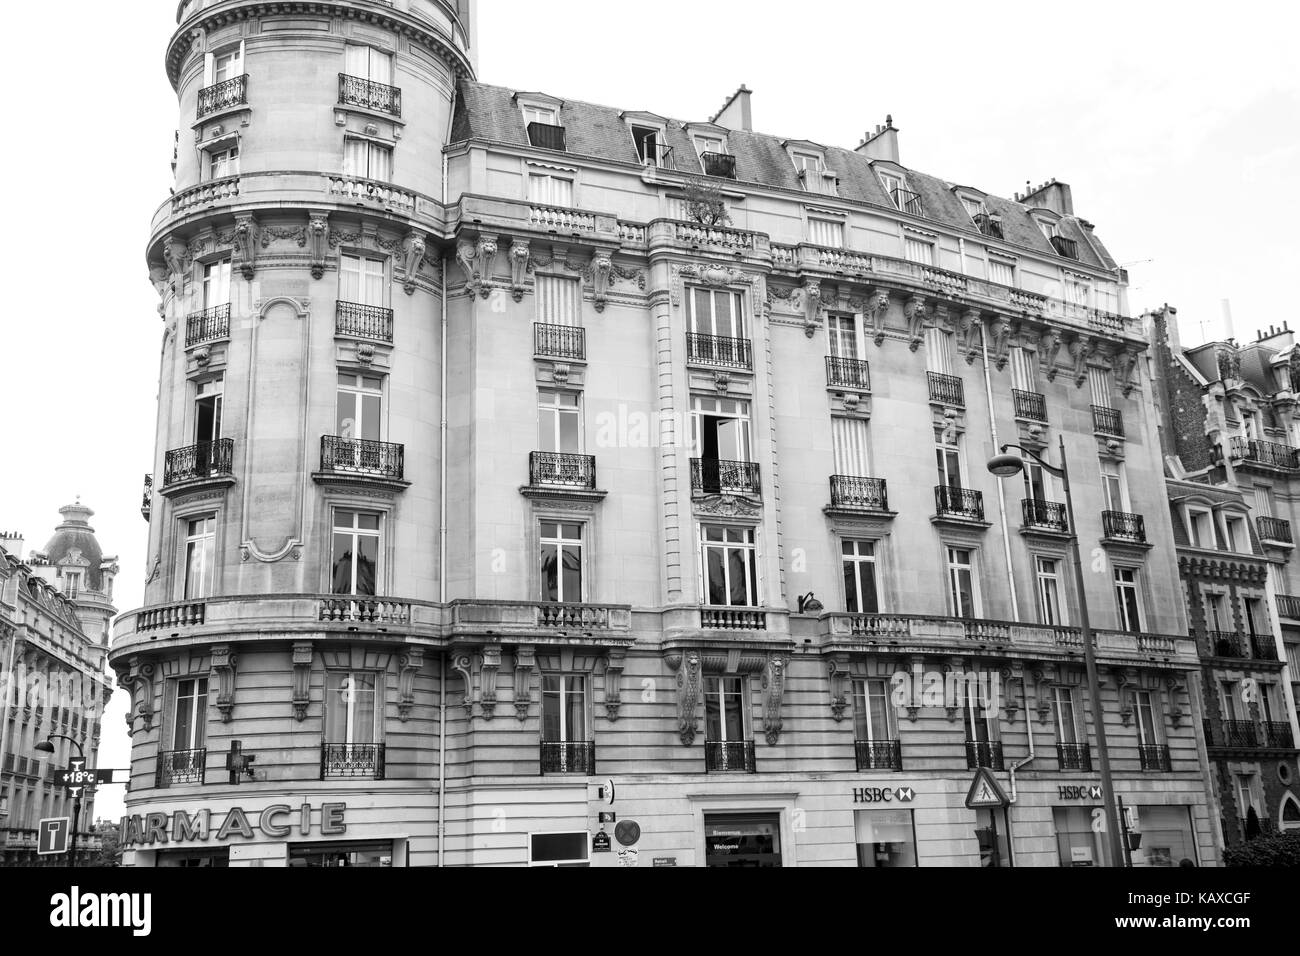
[343,139,393,181]
[1186,508,1217,549]
[853,679,893,741]
[935,428,963,489]
[690,288,746,340]
[1010,347,1035,393]
[1114,567,1143,632]
[842,540,880,614]
[62,571,81,599]
[1220,680,1241,721]
[961,196,985,219]
[904,237,935,266]
[540,522,583,604]
[701,526,758,608]
[183,516,216,600]
[340,253,385,306]
[879,172,902,198]
[1052,686,1080,744]
[325,672,378,744]
[1135,691,1160,748]
[924,327,954,375]
[172,678,208,752]
[1100,460,1129,513]
[947,547,978,619]
[691,397,751,463]
[542,675,587,743]
[331,510,380,596]
[1241,411,1258,440]
[1088,367,1112,410]
[1036,557,1067,626]
[1066,278,1091,308]
[538,389,582,453]
[203,260,231,310]
[632,126,662,166]
[536,275,581,326]
[987,257,1016,287]
[832,417,871,477]
[1244,597,1270,649]
[809,218,844,246]
[344,44,394,85]
[194,377,224,446]
[828,313,860,359]
[964,691,996,743]
[705,677,747,742]
[528,172,573,207]
[208,145,240,181]
[1235,774,1257,823]
[1023,458,1053,504]
[1205,592,1228,632]
[337,373,383,442]
[208,43,244,85]
[1222,515,1246,552]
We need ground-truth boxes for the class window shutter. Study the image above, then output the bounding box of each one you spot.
[832,418,871,477]
[924,327,953,375]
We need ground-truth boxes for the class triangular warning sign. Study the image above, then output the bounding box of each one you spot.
[965,766,1009,809]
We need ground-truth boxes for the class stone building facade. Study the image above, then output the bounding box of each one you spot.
[111,0,1217,867]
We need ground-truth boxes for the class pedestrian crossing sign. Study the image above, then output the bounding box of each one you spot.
[965,767,1009,809]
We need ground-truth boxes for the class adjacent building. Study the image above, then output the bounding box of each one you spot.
[111,0,1219,867]
[1149,307,1300,849]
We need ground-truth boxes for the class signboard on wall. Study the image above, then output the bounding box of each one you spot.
[965,768,1009,809]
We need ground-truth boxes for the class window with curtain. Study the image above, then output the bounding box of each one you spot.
[1114,567,1143,632]
[705,677,747,742]
[171,678,209,752]
[809,218,844,247]
[528,172,573,207]
[853,679,893,741]
[536,275,581,326]
[1135,691,1161,747]
[832,417,871,477]
[1052,686,1080,744]
[325,672,378,744]
[344,139,393,181]
[690,287,746,340]
[924,326,953,375]
[203,260,231,309]
[988,257,1016,287]
[904,237,935,266]
[339,253,385,306]
[827,313,859,359]
[344,44,394,84]
[541,675,587,743]
[1010,347,1036,393]
[207,145,240,181]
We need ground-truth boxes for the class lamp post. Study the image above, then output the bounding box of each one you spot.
[34,734,85,868]
[987,435,1126,867]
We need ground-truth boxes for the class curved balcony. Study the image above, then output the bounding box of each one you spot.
[161,439,235,494]
[338,73,401,117]
[186,304,231,348]
[197,75,248,119]
[315,437,408,488]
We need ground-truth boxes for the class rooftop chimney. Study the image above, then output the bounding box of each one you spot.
[856,115,900,164]
[0,532,24,561]
[1018,178,1074,216]
[710,85,752,132]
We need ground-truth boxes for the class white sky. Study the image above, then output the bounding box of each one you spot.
[0,1,1295,822]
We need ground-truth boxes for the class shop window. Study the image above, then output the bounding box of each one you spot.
[704,813,782,867]
[854,809,917,868]
[528,832,590,867]
[289,842,395,867]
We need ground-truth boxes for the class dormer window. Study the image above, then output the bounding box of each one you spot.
[633,126,664,167]
[518,96,567,151]
[522,105,558,127]
[793,150,834,195]
[695,133,726,155]
[961,196,986,219]
[880,171,922,216]
[1038,219,1057,241]
[960,193,1002,239]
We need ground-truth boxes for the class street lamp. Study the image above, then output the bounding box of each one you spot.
[34,734,85,868]
[987,435,1126,867]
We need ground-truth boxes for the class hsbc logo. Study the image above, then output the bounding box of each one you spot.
[1058,785,1104,801]
[852,786,916,804]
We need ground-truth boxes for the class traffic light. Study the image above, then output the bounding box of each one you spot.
[226,741,257,785]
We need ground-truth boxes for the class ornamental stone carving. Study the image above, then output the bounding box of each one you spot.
[456,239,479,295]
[868,288,891,346]
[1041,329,1063,383]
[291,642,313,722]
[694,494,761,517]
[233,214,258,281]
[990,316,1013,371]
[802,278,822,338]
[452,654,475,716]
[514,646,536,720]
[826,655,851,721]
[308,213,330,279]
[398,647,424,722]
[604,648,626,721]
[210,645,237,724]
[509,238,531,301]
[475,234,500,299]
[401,231,427,296]
[959,309,981,364]
[667,652,702,745]
[480,646,502,720]
[591,250,613,313]
[762,656,787,745]
[905,295,927,351]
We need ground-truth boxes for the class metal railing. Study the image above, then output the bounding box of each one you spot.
[163,439,234,486]
[927,371,965,406]
[1056,742,1093,772]
[700,151,737,179]
[1139,744,1172,772]
[336,301,394,343]
[186,304,231,348]
[1013,389,1047,423]
[1207,631,1246,659]
[966,741,1004,770]
[974,213,1003,239]
[527,121,567,151]
[686,332,752,370]
[197,74,248,117]
[320,437,405,481]
[1102,511,1146,543]
[826,356,872,390]
[320,742,385,780]
[530,452,597,490]
[1091,405,1125,437]
[701,608,767,630]
[141,474,153,521]
[830,476,889,512]
[691,458,762,496]
[1050,235,1079,259]
[155,749,207,788]
[891,188,924,216]
[1230,437,1300,470]
[539,741,595,775]
[535,323,585,360]
[1257,516,1293,544]
[1223,720,1260,748]
[1264,722,1295,749]
[1023,498,1069,533]
[936,486,985,521]
[855,739,903,771]
[1251,635,1279,661]
[338,73,401,116]
[705,740,756,773]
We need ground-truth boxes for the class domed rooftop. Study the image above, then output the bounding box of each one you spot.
[41,500,106,591]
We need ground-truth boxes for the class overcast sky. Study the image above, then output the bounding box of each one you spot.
[1,1,1295,822]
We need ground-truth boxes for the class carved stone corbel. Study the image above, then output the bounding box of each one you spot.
[307,213,330,280]
[762,656,787,745]
[1069,335,1094,388]
[868,288,891,346]
[667,651,702,745]
[1002,666,1021,721]
[1115,348,1139,397]
[1032,666,1054,724]
[509,238,531,301]
[943,658,963,723]
[990,316,1013,371]
[604,648,626,721]
[1165,674,1187,727]
[233,214,258,281]
[452,653,474,716]
[476,233,500,299]
[591,250,614,313]
[514,646,536,720]
[826,655,851,722]
[291,642,313,722]
[401,230,427,296]
[397,647,424,722]
[480,646,501,720]
[456,239,479,295]
[959,309,982,364]
[1113,668,1134,726]
[803,278,822,338]
[905,295,927,351]
[1041,329,1063,383]
[164,235,190,297]
[210,645,237,724]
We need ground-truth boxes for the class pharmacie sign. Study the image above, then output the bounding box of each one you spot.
[119,802,348,847]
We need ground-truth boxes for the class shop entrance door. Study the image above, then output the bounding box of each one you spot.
[704,813,782,867]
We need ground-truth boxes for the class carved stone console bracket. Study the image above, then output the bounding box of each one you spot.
[308,212,330,279]
[905,295,927,351]
[480,646,502,720]
[398,647,424,723]
[514,645,536,720]
[827,654,851,721]
[762,656,787,745]
[233,214,258,281]
[509,238,531,301]
[666,651,703,745]
[604,648,627,721]
[292,642,314,722]
[401,230,428,296]
[452,653,475,716]
[210,645,237,724]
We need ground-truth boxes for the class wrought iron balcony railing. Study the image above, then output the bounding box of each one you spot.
[973,212,1003,239]
[936,486,985,522]
[1023,498,1069,533]
[1056,742,1093,772]
[1207,630,1246,659]
[155,748,207,788]
[338,73,401,116]
[1139,744,1172,772]
[1013,389,1047,423]
[530,452,597,490]
[527,121,567,151]
[830,476,889,512]
[336,301,394,343]
[164,439,234,487]
[1222,720,1260,748]
[1102,510,1146,543]
[1091,405,1125,437]
[966,740,1004,770]
[197,74,248,118]
[701,608,767,630]
[1278,594,1300,620]
[320,437,406,481]
[705,740,756,773]
[826,356,872,390]
[1250,635,1279,661]
[855,739,902,771]
[687,332,752,370]
[692,458,762,497]
[1050,235,1079,259]
[927,371,965,407]
[141,474,153,521]
[891,187,924,216]
[1264,722,1296,749]
[535,323,586,360]
[186,304,231,348]
[320,742,385,780]
[1230,437,1300,470]
[700,151,737,179]
[539,741,596,775]
[1257,516,1293,544]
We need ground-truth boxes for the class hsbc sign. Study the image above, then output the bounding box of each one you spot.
[852,786,916,804]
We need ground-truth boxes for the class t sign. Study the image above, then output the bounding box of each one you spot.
[38,817,71,856]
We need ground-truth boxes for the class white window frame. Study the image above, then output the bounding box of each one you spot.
[182,514,217,601]
[539,520,585,605]
[330,509,382,596]
[339,252,386,308]
[202,259,232,310]
[827,312,862,360]
[904,236,935,266]
[700,525,760,609]
[946,546,981,619]
[842,539,880,615]
[935,427,966,489]
[704,675,749,743]
[540,674,589,743]
[808,217,845,248]
[688,287,747,340]
[538,388,583,454]
[694,133,726,157]
[852,678,894,741]
[343,137,393,181]
[1052,686,1080,745]
[205,41,245,86]
[171,677,209,752]
[528,171,574,207]
[690,395,753,464]
[344,44,394,84]
[1035,556,1068,626]
[1100,459,1130,513]
[325,670,381,745]
[1114,566,1144,633]
[206,143,240,182]
[336,371,385,443]
[987,255,1017,288]
[631,124,665,167]
[1135,690,1161,748]
[521,104,559,127]
[1186,506,1217,550]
